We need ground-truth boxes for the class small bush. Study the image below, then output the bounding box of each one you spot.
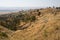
[56,7,60,9]
[0,32,8,38]
[30,16,36,22]
[38,12,41,16]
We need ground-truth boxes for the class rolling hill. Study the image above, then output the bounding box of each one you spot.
[0,7,60,40]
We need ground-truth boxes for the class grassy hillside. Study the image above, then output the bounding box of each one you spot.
[0,7,60,40]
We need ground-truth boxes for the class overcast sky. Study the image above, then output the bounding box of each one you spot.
[0,0,60,7]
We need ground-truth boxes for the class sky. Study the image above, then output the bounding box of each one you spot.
[0,0,60,7]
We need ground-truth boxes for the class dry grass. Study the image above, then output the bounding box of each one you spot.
[0,8,60,40]
[9,8,60,40]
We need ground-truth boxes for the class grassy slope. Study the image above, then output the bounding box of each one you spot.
[10,8,60,40]
[0,8,60,40]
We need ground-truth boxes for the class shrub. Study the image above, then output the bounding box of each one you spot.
[0,32,8,38]
[30,16,36,22]
[0,12,36,31]
[56,7,60,9]
[38,12,41,16]
[0,20,17,31]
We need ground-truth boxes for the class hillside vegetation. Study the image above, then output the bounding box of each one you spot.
[0,7,60,40]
